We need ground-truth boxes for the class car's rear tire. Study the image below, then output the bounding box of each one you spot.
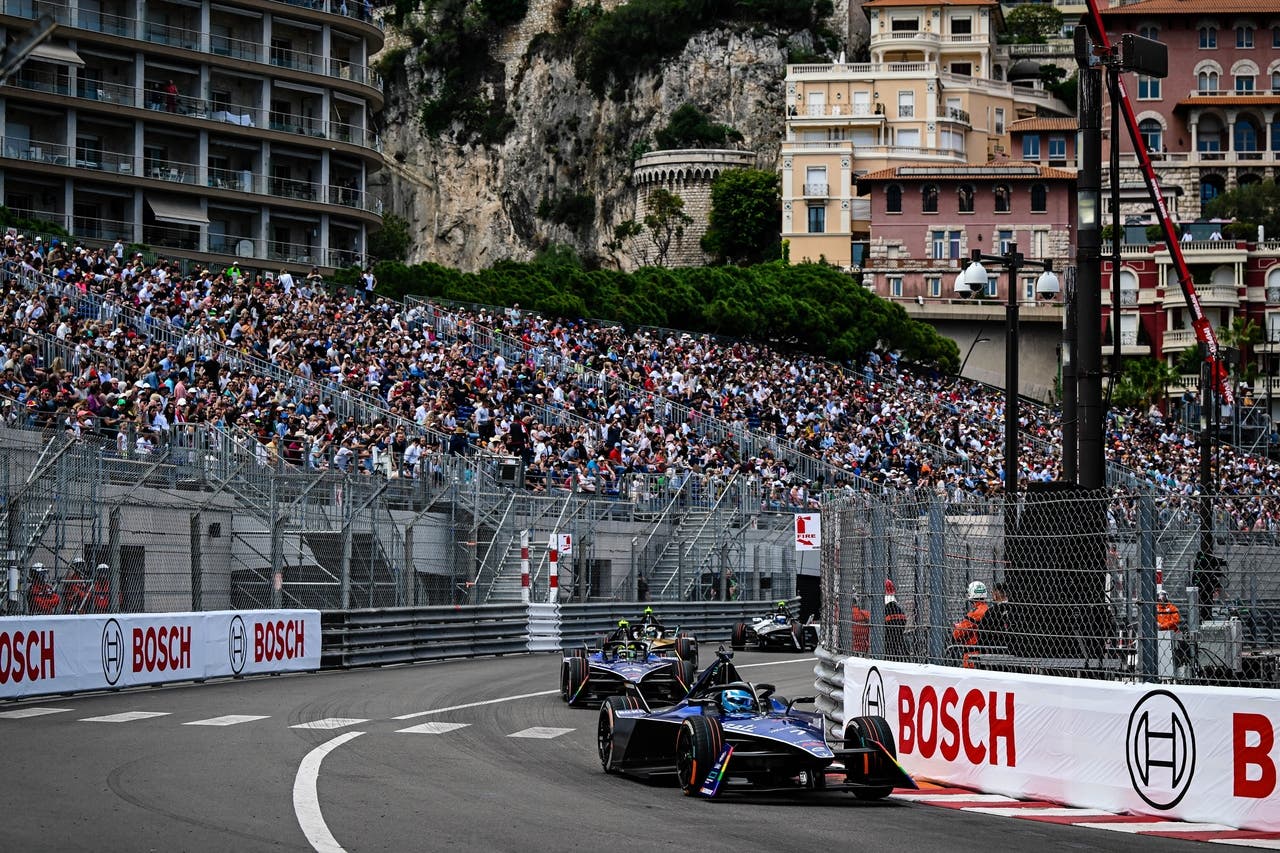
[730,622,747,651]
[671,657,697,700]
[566,646,587,660]
[598,695,640,773]
[674,633,697,666]
[676,715,724,797]
[845,715,897,800]
[565,656,589,707]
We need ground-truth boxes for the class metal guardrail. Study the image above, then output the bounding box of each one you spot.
[557,599,795,650]
[321,604,530,667]
[813,644,846,741]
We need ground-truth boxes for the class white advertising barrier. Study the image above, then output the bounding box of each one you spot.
[844,656,1280,832]
[0,610,320,699]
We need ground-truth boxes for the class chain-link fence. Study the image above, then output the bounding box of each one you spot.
[820,484,1280,688]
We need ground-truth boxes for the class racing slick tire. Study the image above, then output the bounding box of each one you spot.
[565,656,590,707]
[730,622,747,651]
[566,646,587,660]
[676,715,725,798]
[598,695,641,773]
[674,633,697,667]
[845,715,897,801]
[671,657,697,700]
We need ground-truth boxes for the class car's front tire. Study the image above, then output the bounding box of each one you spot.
[674,632,697,667]
[730,622,746,651]
[845,715,897,801]
[676,715,725,797]
[598,695,640,773]
[671,657,697,700]
[565,656,589,707]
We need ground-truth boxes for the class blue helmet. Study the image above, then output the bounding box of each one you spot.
[720,688,754,716]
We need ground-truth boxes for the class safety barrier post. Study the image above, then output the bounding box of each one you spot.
[520,530,530,604]
[548,539,559,602]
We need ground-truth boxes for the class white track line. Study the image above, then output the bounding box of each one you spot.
[185,715,270,727]
[293,731,365,853]
[964,807,1119,818]
[80,711,171,723]
[1209,840,1280,849]
[392,689,559,720]
[397,722,470,735]
[0,707,72,719]
[1074,822,1238,834]
[291,718,368,730]
[736,658,818,668]
[508,726,573,739]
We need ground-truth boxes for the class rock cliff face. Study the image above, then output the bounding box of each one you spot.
[374,3,864,272]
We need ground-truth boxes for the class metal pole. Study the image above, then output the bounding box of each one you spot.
[1063,269,1079,481]
[927,496,947,665]
[1199,349,1214,559]
[1004,244,1022,511]
[1076,29,1106,491]
[1108,65,1123,388]
[868,502,886,659]
[1138,491,1157,680]
[190,513,203,610]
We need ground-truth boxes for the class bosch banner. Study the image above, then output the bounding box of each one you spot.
[844,657,1280,833]
[0,610,320,699]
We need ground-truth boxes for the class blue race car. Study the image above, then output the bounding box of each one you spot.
[596,649,915,800]
[560,632,697,708]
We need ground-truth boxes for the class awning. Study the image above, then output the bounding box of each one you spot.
[147,195,209,227]
[28,43,84,67]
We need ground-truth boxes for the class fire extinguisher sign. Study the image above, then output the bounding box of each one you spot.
[794,513,821,551]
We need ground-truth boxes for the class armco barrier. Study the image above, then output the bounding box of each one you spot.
[320,604,530,668]
[0,610,320,699]
[557,599,791,650]
[837,655,1280,833]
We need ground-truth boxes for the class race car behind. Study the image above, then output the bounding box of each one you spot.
[731,602,818,651]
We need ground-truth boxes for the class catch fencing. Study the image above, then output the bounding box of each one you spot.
[820,484,1280,688]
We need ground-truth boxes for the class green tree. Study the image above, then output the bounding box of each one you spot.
[1205,180,1280,239]
[1003,5,1063,43]
[368,213,412,263]
[701,168,780,266]
[1220,315,1263,383]
[654,103,743,150]
[1113,357,1180,409]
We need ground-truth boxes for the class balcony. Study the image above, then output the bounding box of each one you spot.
[4,69,382,152]
[853,145,967,163]
[1161,282,1240,309]
[941,105,971,125]
[897,105,915,118]
[788,103,884,120]
[1161,329,1197,351]
[0,138,382,215]
[0,0,383,92]
[802,182,828,198]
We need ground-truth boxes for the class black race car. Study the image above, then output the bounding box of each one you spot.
[560,634,697,708]
[731,604,819,652]
[596,648,914,799]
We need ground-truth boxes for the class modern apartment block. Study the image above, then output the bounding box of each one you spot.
[0,0,384,270]
[780,0,1072,268]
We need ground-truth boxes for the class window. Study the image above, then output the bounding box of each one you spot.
[1022,276,1037,301]
[1139,25,1159,40]
[1022,136,1041,160]
[998,229,1013,253]
[951,62,972,76]
[1235,118,1260,152]
[889,276,903,298]
[949,230,962,259]
[952,17,972,35]
[928,276,942,298]
[994,108,1005,135]
[931,230,946,259]
[984,275,998,298]
[922,184,939,213]
[1030,183,1048,213]
[1137,75,1161,99]
[1199,26,1216,48]
[1139,118,1163,153]
[886,183,902,213]
[958,184,975,213]
[807,205,825,233]
[1273,70,1280,93]
[1237,26,1254,48]
[1273,118,1280,151]
[1237,74,1256,93]
[994,184,1011,213]
[1198,70,1219,92]
[898,91,914,118]
[891,17,920,31]
[805,166,827,196]
[1048,135,1067,161]
[1274,26,1280,47]
[1200,177,1223,207]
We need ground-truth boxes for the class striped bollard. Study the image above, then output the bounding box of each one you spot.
[520,530,530,604]
[548,542,559,602]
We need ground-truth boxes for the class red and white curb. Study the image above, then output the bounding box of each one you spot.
[892,788,1280,848]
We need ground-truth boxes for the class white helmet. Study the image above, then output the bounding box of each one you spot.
[967,581,988,601]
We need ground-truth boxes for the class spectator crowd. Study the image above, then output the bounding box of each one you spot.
[2,230,1280,530]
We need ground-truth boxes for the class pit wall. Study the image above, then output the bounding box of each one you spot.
[841,656,1280,832]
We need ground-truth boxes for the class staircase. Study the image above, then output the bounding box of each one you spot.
[302,531,397,608]
[650,506,718,600]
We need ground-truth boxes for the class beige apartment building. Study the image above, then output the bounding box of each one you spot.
[781,0,1073,268]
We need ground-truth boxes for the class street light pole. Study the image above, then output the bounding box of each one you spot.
[958,329,992,379]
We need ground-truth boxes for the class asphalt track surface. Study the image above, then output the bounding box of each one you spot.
[1,650,1203,853]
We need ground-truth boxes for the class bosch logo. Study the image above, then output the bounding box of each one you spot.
[1127,689,1196,810]
[228,616,247,674]
[101,619,124,685]
[862,666,885,717]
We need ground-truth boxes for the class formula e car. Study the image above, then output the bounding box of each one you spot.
[596,648,915,799]
[560,635,698,708]
[731,604,819,652]
[616,612,698,666]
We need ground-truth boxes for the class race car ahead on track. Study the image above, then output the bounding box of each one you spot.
[596,648,915,799]
[560,622,698,708]
[630,608,699,664]
[731,602,819,652]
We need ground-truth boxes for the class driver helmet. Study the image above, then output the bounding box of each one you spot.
[967,581,988,601]
[617,619,629,630]
[775,599,788,613]
[643,606,654,619]
[720,688,754,716]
